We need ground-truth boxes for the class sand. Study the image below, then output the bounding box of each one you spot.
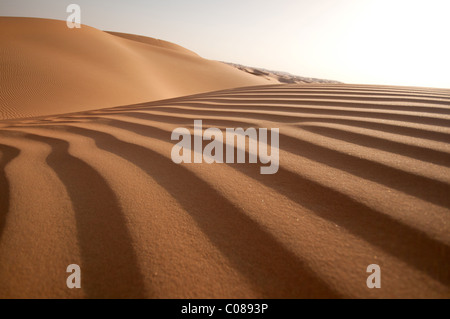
[0,17,275,120]
[0,18,449,299]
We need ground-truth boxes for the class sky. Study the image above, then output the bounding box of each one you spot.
[1,0,450,88]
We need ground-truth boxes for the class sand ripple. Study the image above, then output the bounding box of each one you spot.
[0,84,449,298]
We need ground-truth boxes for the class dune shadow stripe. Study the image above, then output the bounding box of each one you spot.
[149,102,450,128]
[280,133,450,209]
[94,109,450,144]
[299,125,450,167]
[21,133,146,298]
[0,144,20,241]
[231,163,450,287]
[292,118,450,144]
[95,111,450,167]
[64,125,340,298]
[90,117,450,287]
[195,93,450,110]
[168,97,450,116]
[100,112,450,209]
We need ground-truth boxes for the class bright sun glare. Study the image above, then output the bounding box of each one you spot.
[335,0,450,88]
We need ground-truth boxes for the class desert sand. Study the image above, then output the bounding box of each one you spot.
[0,17,275,120]
[0,17,449,299]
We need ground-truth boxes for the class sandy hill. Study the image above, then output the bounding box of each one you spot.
[105,31,200,57]
[0,17,275,120]
[225,62,341,84]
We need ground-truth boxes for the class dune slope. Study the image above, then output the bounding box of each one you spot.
[0,17,273,120]
[0,83,449,298]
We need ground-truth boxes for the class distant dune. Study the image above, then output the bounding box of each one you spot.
[0,17,275,120]
[224,62,341,85]
[0,17,449,299]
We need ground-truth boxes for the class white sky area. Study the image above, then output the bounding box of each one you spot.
[1,0,449,88]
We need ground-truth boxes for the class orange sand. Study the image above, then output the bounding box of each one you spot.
[0,17,275,120]
[0,17,449,299]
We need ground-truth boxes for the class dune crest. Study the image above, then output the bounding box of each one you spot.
[0,17,274,120]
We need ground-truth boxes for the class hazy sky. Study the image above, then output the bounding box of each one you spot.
[1,0,449,88]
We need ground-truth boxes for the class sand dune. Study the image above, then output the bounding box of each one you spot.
[0,16,449,299]
[0,17,275,120]
[0,83,449,298]
[225,62,341,84]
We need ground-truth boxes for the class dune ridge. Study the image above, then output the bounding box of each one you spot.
[0,83,449,298]
[0,17,276,121]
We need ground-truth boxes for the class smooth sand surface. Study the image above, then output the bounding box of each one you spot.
[0,17,275,120]
[0,83,449,298]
